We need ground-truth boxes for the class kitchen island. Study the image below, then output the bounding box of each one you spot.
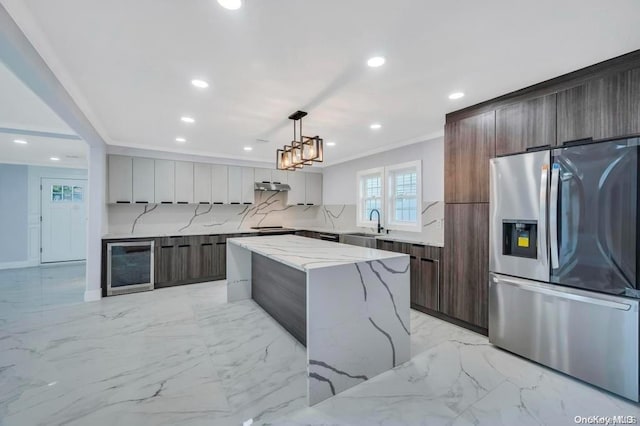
[226,235,410,405]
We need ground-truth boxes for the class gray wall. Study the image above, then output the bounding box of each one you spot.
[322,136,444,204]
[0,164,28,263]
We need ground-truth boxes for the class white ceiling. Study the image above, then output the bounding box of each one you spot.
[3,0,640,166]
[0,60,87,168]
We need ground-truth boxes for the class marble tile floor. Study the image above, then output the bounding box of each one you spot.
[1,264,639,425]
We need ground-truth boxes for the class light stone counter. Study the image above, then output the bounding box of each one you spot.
[226,235,410,405]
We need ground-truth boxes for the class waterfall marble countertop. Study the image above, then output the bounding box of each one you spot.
[227,235,407,272]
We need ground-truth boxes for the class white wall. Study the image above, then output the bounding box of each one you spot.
[84,144,106,301]
[0,164,28,267]
[322,136,444,204]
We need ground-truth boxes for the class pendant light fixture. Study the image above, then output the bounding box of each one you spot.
[276,110,324,171]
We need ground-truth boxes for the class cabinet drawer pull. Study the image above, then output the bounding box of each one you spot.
[230,202,240,205]
[201,243,213,247]
[161,201,173,204]
[177,201,188,204]
[563,137,593,147]
[116,201,131,204]
[199,202,210,205]
[161,246,173,249]
[178,244,190,248]
[216,242,226,245]
[525,144,551,152]
[297,203,305,206]
[135,201,149,204]
[213,202,224,205]
[243,202,252,205]
[306,203,314,206]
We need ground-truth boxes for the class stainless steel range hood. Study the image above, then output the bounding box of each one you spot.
[254,182,291,192]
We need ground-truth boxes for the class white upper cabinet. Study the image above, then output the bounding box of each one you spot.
[305,172,323,206]
[174,161,194,204]
[254,168,272,183]
[241,167,255,204]
[107,156,265,206]
[154,160,175,204]
[211,165,229,204]
[271,169,288,184]
[227,166,242,204]
[132,157,155,203]
[286,171,306,205]
[108,155,133,204]
[193,163,212,204]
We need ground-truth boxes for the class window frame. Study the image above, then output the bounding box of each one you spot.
[356,167,385,228]
[385,161,422,232]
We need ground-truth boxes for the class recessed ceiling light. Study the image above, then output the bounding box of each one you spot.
[13,139,28,144]
[370,123,382,130]
[181,116,195,123]
[243,146,253,151]
[367,56,386,68]
[175,137,186,143]
[191,79,209,89]
[217,0,242,10]
[448,92,465,100]
[326,141,336,147]
[50,157,60,161]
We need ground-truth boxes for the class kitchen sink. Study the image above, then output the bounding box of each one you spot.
[340,233,378,248]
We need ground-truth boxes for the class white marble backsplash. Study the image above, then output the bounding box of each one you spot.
[107,192,444,245]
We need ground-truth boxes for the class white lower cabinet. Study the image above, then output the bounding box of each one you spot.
[108,155,133,204]
[154,160,175,204]
[132,158,155,203]
[175,161,194,204]
[212,165,229,204]
[193,163,212,204]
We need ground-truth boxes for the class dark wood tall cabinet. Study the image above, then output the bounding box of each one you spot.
[557,67,640,144]
[442,203,489,329]
[444,111,495,203]
[496,94,557,156]
[443,50,640,335]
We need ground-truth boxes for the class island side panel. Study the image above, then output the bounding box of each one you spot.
[227,241,252,302]
[252,253,307,346]
[306,255,410,405]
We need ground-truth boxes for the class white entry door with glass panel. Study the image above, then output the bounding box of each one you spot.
[41,178,87,263]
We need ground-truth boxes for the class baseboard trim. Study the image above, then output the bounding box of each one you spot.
[0,260,39,270]
[84,289,102,302]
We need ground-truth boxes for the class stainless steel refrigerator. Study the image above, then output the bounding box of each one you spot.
[489,136,639,401]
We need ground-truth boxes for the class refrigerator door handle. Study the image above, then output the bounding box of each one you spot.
[549,164,560,269]
[539,164,549,267]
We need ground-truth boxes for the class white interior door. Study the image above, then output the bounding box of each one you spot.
[41,178,87,263]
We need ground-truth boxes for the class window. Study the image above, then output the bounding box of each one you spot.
[356,168,384,227]
[386,162,421,231]
[356,161,422,231]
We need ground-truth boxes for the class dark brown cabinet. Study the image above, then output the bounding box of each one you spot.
[419,258,439,311]
[557,67,640,144]
[445,111,496,203]
[496,94,556,156]
[442,203,489,330]
[376,240,442,313]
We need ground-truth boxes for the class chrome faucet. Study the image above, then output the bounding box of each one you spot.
[369,209,384,234]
